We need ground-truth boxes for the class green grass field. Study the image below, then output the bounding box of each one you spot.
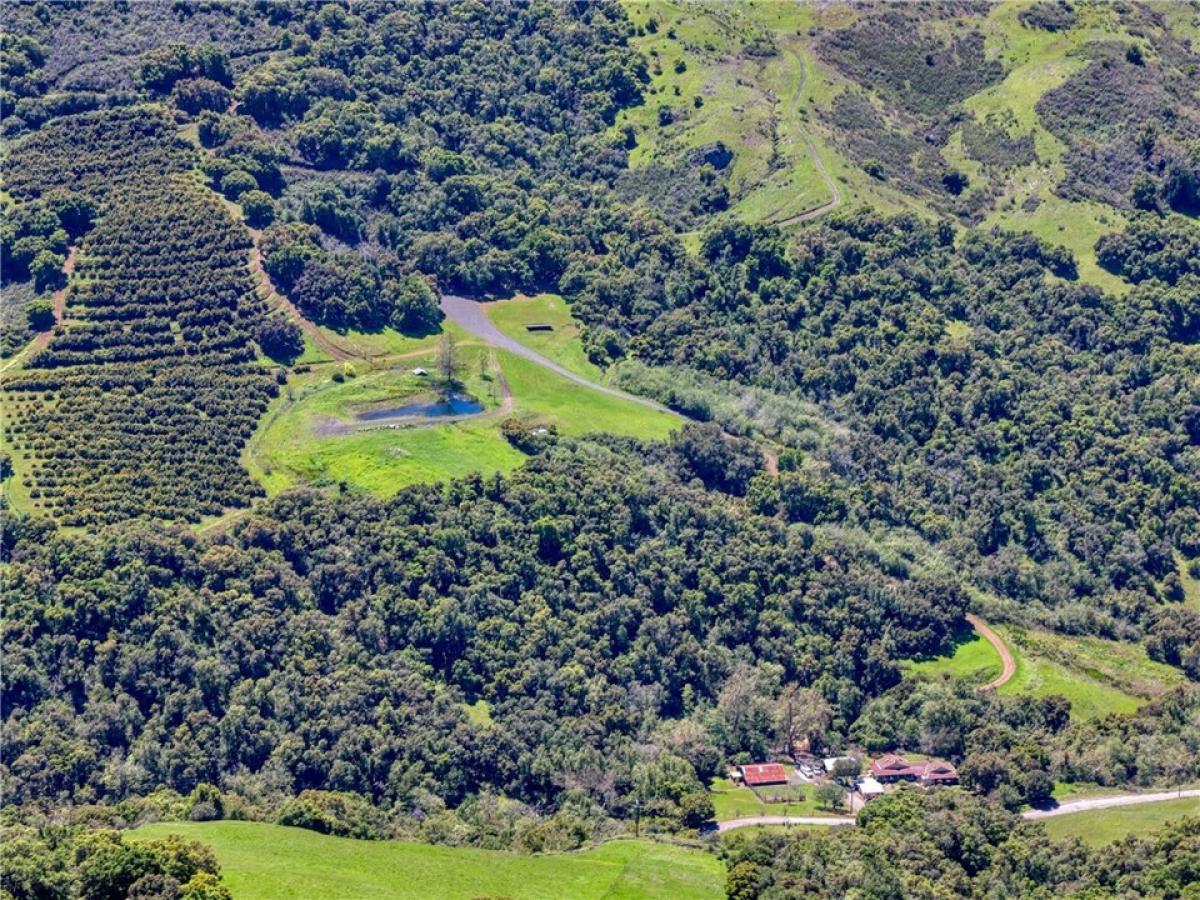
[708,776,845,822]
[248,324,681,498]
[485,294,605,382]
[994,625,1188,720]
[910,622,1186,721]
[1039,798,1200,847]
[129,822,723,900]
[907,628,1003,686]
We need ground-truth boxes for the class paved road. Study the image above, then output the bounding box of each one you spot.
[714,789,1200,833]
[438,294,677,416]
[1021,789,1200,820]
[965,614,1017,691]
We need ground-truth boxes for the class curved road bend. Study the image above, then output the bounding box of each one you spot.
[965,614,1017,691]
[438,294,678,417]
[1022,789,1200,820]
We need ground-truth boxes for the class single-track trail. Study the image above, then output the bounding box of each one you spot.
[768,48,843,227]
[965,614,1016,691]
[29,246,77,355]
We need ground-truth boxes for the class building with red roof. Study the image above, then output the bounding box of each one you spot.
[738,763,789,787]
[870,754,958,786]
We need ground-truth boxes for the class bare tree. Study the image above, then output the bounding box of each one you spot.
[776,685,833,758]
[436,332,458,386]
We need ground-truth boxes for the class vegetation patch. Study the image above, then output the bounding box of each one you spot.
[1040,797,1200,846]
[995,626,1188,720]
[129,822,723,900]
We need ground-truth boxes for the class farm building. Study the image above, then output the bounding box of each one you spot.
[737,763,789,787]
[869,755,958,786]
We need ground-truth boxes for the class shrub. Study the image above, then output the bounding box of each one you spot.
[239,190,275,227]
[277,790,388,839]
[219,170,257,200]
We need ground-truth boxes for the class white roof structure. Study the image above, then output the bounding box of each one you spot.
[857,776,885,795]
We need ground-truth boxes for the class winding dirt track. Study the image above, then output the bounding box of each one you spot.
[770,49,843,227]
[965,614,1017,691]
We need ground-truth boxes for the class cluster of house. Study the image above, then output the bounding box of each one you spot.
[732,753,958,802]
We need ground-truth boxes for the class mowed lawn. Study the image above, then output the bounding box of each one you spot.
[129,822,723,900]
[485,293,605,382]
[708,776,847,822]
[1039,798,1200,847]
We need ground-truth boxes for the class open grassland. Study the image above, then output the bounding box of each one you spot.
[708,776,845,822]
[248,326,680,498]
[1039,798,1200,847]
[485,294,606,381]
[907,628,1004,686]
[911,622,1185,720]
[616,1,868,225]
[995,625,1187,720]
[129,822,723,900]
[617,0,1134,289]
[498,350,678,438]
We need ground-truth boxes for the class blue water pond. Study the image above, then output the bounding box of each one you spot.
[356,393,483,421]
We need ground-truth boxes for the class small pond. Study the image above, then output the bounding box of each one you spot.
[356,393,483,421]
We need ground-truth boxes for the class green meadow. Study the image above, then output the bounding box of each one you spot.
[1039,798,1200,847]
[247,318,681,498]
[995,626,1187,720]
[485,293,605,381]
[129,822,723,900]
[911,622,1186,720]
[907,628,1003,686]
[708,775,845,822]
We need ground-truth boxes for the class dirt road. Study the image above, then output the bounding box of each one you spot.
[965,614,1016,691]
[771,49,843,227]
[246,232,353,362]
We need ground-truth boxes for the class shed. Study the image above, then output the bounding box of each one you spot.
[857,776,885,799]
[739,763,788,787]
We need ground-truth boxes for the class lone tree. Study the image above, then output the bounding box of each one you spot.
[437,332,459,386]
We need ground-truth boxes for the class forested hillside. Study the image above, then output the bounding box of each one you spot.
[1,2,1199,898]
